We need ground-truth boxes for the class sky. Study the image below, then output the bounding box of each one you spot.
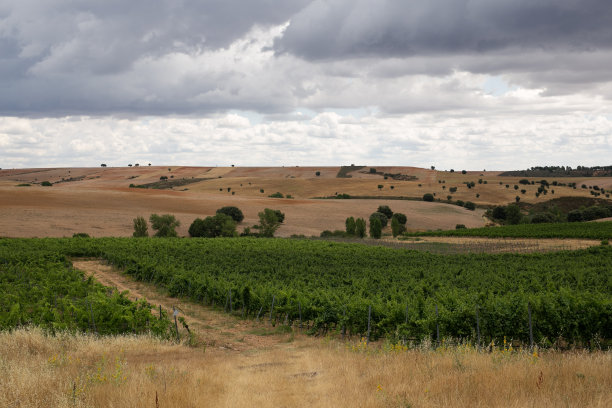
[1,0,611,170]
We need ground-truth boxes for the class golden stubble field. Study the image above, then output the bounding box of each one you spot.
[2,165,611,238]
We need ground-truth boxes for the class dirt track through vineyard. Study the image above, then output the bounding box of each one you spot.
[72,259,292,353]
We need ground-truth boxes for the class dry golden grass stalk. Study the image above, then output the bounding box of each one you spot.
[1,328,610,408]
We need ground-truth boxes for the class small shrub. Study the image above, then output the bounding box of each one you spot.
[268,192,284,198]
[455,224,466,229]
[463,201,476,211]
[315,171,321,176]
[422,193,434,202]
[41,181,52,186]
[72,233,90,238]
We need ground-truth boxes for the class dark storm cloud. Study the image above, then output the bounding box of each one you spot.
[275,0,612,59]
[0,0,309,116]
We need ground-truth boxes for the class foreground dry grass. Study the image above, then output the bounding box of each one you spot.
[1,328,610,408]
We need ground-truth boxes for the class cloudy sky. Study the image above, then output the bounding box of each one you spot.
[1,0,611,170]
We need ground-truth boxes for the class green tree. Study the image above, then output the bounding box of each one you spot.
[377,205,393,219]
[391,216,405,237]
[422,193,434,202]
[355,218,366,238]
[505,204,523,225]
[132,216,148,237]
[345,217,356,235]
[391,213,407,225]
[189,214,236,238]
[258,208,284,237]
[149,214,180,237]
[369,212,388,228]
[369,217,382,239]
[216,206,244,223]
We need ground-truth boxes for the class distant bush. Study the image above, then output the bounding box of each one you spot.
[315,171,321,176]
[455,224,466,229]
[72,233,90,238]
[463,201,476,211]
[449,187,457,193]
[268,192,284,198]
[455,200,464,207]
[422,193,434,202]
[216,206,244,223]
[461,170,467,174]
[369,168,377,174]
[41,181,52,186]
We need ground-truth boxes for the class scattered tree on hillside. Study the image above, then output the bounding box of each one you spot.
[133,216,148,237]
[216,206,244,223]
[423,193,434,202]
[149,214,180,237]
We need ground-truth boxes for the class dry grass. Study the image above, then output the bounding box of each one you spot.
[1,328,610,408]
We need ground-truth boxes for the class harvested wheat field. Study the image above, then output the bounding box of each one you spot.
[2,165,611,238]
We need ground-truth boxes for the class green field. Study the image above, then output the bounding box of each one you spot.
[406,221,612,240]
[0,240,172,335]
[1,237,610,346]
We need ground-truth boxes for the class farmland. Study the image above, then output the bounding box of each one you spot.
[407,220,612,240]
[1,165,612,407]
[2,237,610,346]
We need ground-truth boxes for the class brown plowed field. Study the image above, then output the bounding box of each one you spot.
[1,165,610,238]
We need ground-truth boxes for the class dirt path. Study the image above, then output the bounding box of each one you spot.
[72,259,293,353]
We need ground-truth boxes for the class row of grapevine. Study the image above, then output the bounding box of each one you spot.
[0,241,172,336]
[405,221,612,239]
[1,238,610,345]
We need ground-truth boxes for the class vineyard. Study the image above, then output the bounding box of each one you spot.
[0,239,172,336]
[406,221,612,240]
[1,237,610,347]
